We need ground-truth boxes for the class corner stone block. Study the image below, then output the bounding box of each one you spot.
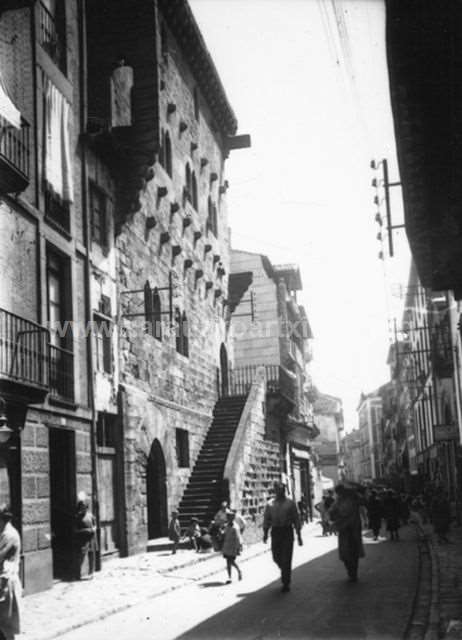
[36,476,50,499]
[22,500,50,526]
[22,528,38,553]
[22,450,49,474]
[35,424,50,448]
[22,477,36,500]
[38,527,52,550]
[21,426,35,447]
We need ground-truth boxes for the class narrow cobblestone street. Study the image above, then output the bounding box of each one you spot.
[22,524,422,640]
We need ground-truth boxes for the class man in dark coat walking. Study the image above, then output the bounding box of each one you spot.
[263,482,302,593]
[328,483,365,582]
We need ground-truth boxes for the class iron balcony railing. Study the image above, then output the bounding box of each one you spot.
[0,308,49,390]
[218,363,295,402]
[0,115,31,189]
[39,1,66,73]
[49,344,74,402]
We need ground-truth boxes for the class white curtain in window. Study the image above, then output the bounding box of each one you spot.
[0,72,20,129]
[44,78,73,202]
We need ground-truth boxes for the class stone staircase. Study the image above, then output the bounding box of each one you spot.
[178,396,246,529]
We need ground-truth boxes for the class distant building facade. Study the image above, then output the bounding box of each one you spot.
[312,393,344,485]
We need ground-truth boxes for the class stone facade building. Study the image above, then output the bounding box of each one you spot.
[356,391,383,482]
[312,393,344,486]
[229,250,318,522]
[0,0,249,592]
[342,429,362,483]
[0,0,97,593]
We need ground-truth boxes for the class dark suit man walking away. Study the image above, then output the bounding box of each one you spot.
[263,482,302,593]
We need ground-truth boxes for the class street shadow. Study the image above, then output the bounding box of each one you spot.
[174,527,419,640]
[198,581,227,588]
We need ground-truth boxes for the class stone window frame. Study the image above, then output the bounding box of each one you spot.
[175,428,190,467]
[93,310,113,375]
[89,180,109,252]
[175,307,189,358]
[207,196,218,237]
[159,129,173,178]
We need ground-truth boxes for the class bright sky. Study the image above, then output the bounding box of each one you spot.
[190,0,411,430]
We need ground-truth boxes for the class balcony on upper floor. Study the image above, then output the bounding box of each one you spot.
[218,363,297,409]
[0,116,30,195]
[39,1,66,74]
[0,308,49,404]
[0,0,32,11]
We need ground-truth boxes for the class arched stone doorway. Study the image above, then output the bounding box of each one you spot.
[146,439,168,539]
[220,343,229,396]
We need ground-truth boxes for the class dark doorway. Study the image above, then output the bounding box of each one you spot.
[49,427,76,580]
[220,343,229,396]
[146,439,167,539]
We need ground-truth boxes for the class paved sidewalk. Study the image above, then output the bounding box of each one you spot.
[21,540,270,640]
[432,524,462,639]
[20,521,316,640]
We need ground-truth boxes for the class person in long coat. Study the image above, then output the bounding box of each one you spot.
[263,482,303,593]
[0,507,21,640]
[328,484,365,582]
[366,490,383,540]
[383,490,400,541]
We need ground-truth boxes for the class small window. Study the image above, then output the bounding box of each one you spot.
[94,314,112,374]
[152,289,162,341]
[97,412,117,448]
[192,172,198,210]
[175,308,189,357]
[90,183,108,248]
[207,198,218,237]
[160,130,172,178]
[176,428,190,467]
[144,281,163,341]
[193,87,199,120]
[185,163,192,202]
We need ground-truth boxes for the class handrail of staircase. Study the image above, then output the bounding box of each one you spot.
[223,365,266,511]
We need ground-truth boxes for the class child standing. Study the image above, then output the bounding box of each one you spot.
[222,510,242,584]
[168,510,181,555]
[187,517,201,552]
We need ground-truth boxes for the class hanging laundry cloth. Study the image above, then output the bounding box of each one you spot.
[0,72,21,129]
[44,78,73,202]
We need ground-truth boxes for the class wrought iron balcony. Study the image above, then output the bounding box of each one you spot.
[218,363,296,406]
[49,344,74,403]
[0,308,49,403]
[39,1,66,73]
[0,116,30,194]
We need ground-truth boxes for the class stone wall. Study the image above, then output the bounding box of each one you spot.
[224,373,282,545]
[21,407,92,595]
[117,8,234,553]
[230,250,280,367]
